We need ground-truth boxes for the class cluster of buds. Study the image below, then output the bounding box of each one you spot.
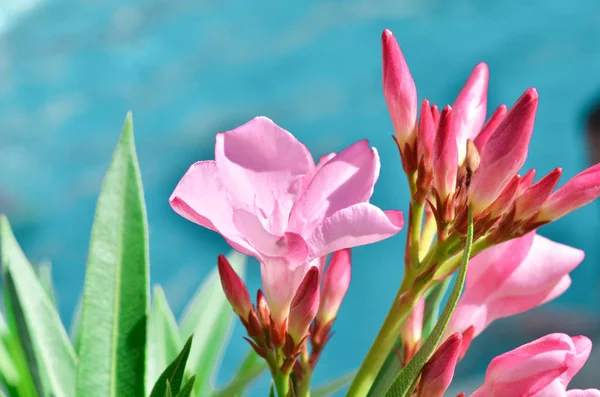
[382,29,600,272]
[217,250,351,381]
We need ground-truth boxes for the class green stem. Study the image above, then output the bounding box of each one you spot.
[344,290,419,397]
[275,371,290,397]
[410,202,425,268]
[434,236,491,279]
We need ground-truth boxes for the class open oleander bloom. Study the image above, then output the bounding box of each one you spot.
[169,28,600,397]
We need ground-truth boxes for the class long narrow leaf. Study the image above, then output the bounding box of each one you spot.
[422,277,451,339]
[212,350,267,397]
[1,216,77,397]
[76,113,149,397]
[385,208,474,397]
[179,250,247,396]
[150,335,193,397]
[34,260,57,307]
[313,372,356,397]
[147,286,183,394]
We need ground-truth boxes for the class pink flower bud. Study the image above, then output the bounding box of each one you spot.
[288,267,320,342]
[538,163,600,222]
[382,29,418,146]
[470,88,538,214]
[217,254,253,321]
[401,298,424,361]
[417,333,463,397]
[317,249,352,326]
[453,63,489,164]
[418,99,436,165]
[515,167,562,220]
[431,104,440,128]
[474,104,507,153]
[433,106,458,200]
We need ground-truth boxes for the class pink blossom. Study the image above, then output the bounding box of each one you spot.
[382,29,418,146]
[446,232,584,345]
[170,116,403,325]
[470,334,598,397]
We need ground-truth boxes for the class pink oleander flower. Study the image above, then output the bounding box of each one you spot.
[417,333,462,397]
[446,232,584,350]
[170,116,404,327]
[470,333,599,397]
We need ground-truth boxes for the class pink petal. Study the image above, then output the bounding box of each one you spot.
[289,140,380,235]
[470,88,538,214]
[382,29,418,145]
[233,209,308,265]
[215,117,315,230]
[288,267,320,342]
[417,99,436,164]
[515,168,562,220]
[448,233,583,338]
[169,160,256,256]
[567,390,600,397]
[453,63,489,163]
[305,203,404,259]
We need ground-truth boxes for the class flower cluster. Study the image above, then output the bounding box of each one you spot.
[170,29,600,397]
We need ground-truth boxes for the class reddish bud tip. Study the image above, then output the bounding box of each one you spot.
[418,99,436,165]
[256,290,271,329]
[217,254,252,321]
[474,104,508,153]
[418,333,463,397]
[288,267,320,343]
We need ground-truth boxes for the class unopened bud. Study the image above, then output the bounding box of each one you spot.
[217,254,252,321]
[256,290,271,329]
[316,250,352,326]
[288,267,320,343]
[401,297,424,362]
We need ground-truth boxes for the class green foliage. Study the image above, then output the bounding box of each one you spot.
[0,113,266,397]
[385,208,474,397]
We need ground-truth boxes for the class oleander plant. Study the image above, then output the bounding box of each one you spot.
[1,29,600,397]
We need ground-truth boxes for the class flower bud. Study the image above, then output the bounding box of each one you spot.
[217,254,252,321]
[288,267,320,343]
[401,298,424,362]
[433,106,458,201]
[515,167,562,220]
[256,289,271,329]
[418,99,436,165]
[474,104,507,152]
[316,249,352,326]
[417,333,462,397]
[382,29,418,146]
[464,139,481,180]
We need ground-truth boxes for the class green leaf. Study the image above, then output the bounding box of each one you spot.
[422,277,451,339]
[34,260,57,307]
[313,372,356,397]
[176,377,196,397]
[76,113,149,397]
[212,350,267,397]
[150,335,193,397]
[179,250,247,396]
[70,294,83,355]
[1,215,77,397]
[147,286,183,394]
[385,208,474,397]
[269,383,275,397]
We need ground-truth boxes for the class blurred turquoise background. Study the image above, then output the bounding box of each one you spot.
[1,0,600,393]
